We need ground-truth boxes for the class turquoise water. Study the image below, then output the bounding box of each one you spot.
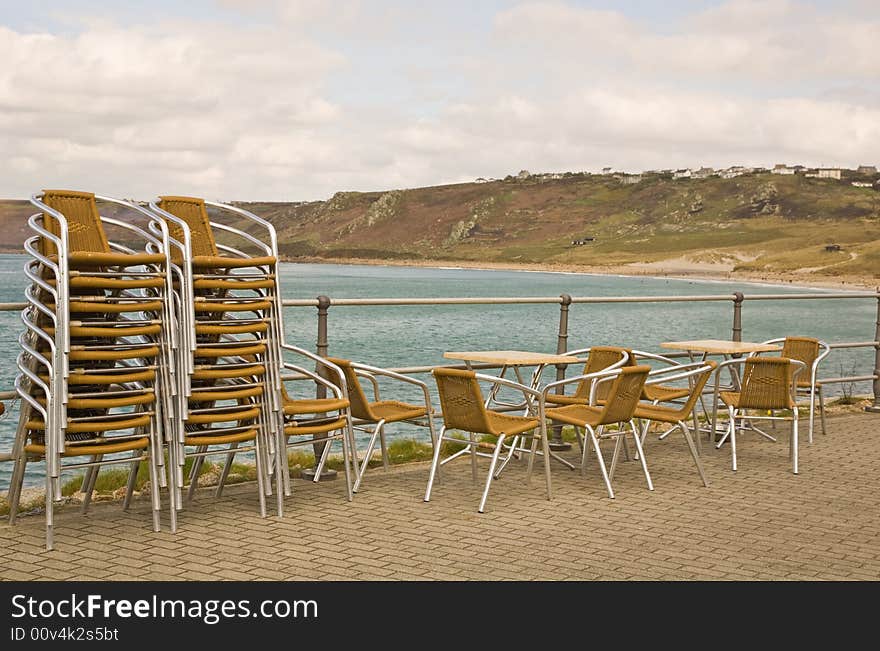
[0,254,876,489]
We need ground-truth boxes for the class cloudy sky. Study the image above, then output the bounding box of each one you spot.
[1,0,878,200]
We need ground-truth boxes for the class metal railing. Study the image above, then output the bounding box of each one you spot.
[1,289,878,462]
[280,290,880,411]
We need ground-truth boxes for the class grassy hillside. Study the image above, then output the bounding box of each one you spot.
[3,171,879,280]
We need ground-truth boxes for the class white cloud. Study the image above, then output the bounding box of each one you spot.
[0,1,878,200]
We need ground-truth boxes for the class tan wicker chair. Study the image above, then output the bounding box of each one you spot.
[633,361,717,487]
[545,346,629,406]
[755,337,830,444]
[327,357,436,493]
[714,356,806,473]
[544,365,652,498]
[9,190,173,549]
[426,368,550,513]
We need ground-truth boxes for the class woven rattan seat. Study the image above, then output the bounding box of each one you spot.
[283,397,350,416]
[545,346,629,406]
[544,404,604,427]
[68,346,160,362]
[191,365,265,380]
[195,322,268,336]
[191,255,277,269]
[283,416,350,436]
[66,252,167,268]
[193,278,276,290]
[194,343,267,358]
[193,300,272,313]
[183,428,258,446]
[25,437,150,457]
[186,406,260,425]
[26,413,152,433]
[189,385,264,402]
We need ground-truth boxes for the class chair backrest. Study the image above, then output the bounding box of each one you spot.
[781,336,822,386]
[327,357,376,421]
[157,196,219,261]
[572,346,630,401]
[657,361,717,420]
[39,190,110,257]
[432,367,494,435]
[595,365,651,425]
[737,356,795,409]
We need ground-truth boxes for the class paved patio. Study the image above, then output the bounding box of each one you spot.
[2,412,879,581]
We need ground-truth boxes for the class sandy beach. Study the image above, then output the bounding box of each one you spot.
[286,255,879,292]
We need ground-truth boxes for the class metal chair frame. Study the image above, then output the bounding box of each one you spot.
[713,357,806,473]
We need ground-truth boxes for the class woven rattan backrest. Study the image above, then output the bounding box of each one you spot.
[157,196,219,262]
[738,356,794,409]
[39,190,110,257]
[782,337,820,385]
[433,368,493,434]
[596,365,651,425]
[572,346,630,401]
[326,357,375,421]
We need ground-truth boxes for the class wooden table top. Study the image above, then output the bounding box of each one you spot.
[443,350,581,365]
[660,339,783,355]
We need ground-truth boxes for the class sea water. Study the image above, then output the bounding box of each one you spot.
[0,254,875,489]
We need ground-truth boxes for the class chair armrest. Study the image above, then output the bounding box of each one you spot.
[353,368,381,401]
[280,343,347,388]
[349,362,435,412]
[281,362,344,400]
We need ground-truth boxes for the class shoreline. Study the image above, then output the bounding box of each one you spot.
[2,248,875,291]
[286,255,879,292]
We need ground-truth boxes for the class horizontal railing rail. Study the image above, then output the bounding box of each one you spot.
[1,288,878,456]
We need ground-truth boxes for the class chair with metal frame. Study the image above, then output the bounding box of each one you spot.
[148,196,282,526]
[425,367,551,513]
[544,365,652,498]
[754,337,830,444]
[7,190,174,550]
[713,356,806,473]
[326,356,437,493]
[544,346,630,407]
[632,361,717,487]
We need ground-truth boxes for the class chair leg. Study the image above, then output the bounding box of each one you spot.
[679,421,709,487]
[186,447,207,504]
[44,466,54,551]
[275,432,285,517]
[122,451,141,511]
[313,433,335,481]
[817,385,827,436]
[609,435,623,482]
[791,411,799,475]
[353,421,384,493]
[469,431,478,484]
[478,435,505,513]
[588,427,614,499]
[253,433,267,518]
[540,422,552,502]
[80,457,98,513]
[215,442,239,498]
[629,421,653,491]
[525,433,539,486]
[426,415,441,481]
[729,407,738,471]
[424,425,446,502]
[378,423,390,470]
[340,428,353,502]
[7,403,32,525]
[812,386,816,445]
[146,443,161,534]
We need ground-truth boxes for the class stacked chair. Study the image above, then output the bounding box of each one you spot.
[8,190,175,549]
[147,196,355,522]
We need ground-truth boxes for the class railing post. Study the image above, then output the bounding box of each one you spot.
[550,294,572,451]
[731,292,744,342]
[867,290,880,413]
[304,295,337,480]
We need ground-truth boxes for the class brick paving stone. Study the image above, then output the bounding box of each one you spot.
[2,413,879,581]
